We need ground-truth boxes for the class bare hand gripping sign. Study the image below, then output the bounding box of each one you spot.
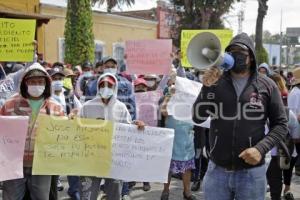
[32,115,174,183]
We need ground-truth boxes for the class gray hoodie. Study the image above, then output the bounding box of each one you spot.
[79,73,132,124]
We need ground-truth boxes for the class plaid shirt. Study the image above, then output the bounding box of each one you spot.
[0,94,64,167]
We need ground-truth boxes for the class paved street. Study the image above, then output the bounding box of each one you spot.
[56,174,300,200]
[1,173,299,199]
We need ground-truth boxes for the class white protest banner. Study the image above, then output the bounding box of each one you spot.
[135,90,162,127]
[33,115,174,183]
[111,123,174,183]
[125,39,172,75]
[167,77,210,127]
[0,116,29,181]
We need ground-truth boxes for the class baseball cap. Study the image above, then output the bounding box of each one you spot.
[49,67,65,77]
[102,56,117,65]
[99,75,116,86]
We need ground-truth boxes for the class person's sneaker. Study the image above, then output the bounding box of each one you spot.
[122,195,131,200]
[57,179,64,191]
[160,191,169,200]
[284,191,295,200]
[191,181,201,191]
[143,183,151,191]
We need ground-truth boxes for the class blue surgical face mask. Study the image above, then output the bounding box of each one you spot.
[104,68,117,75]
[83,71,93,78]
[99,87,114,99]
[52,80,63,91]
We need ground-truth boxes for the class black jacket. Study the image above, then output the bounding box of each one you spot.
[192,33,288,170]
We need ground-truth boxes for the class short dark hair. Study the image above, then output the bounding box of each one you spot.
[95,60,103,68]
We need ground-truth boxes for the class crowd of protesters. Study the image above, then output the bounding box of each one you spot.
[0,32,299,200]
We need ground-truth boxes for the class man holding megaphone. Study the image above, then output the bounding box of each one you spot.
[192,32,287,200]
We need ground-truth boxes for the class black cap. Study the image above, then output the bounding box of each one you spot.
[49,67,65,77]
[102,56,117,64]
[82,61,93,69]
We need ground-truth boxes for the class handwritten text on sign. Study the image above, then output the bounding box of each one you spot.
[32,115,174,183]
[125,39,172,75]
[111,123,174,183]
[0,116,29,181]
[32,115,113,177]
[0,18,36,62]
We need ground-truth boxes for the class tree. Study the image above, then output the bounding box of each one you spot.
[170,0,240,46]
[91,0,135,12]
[64,0,95,66]
[255,0,269,64]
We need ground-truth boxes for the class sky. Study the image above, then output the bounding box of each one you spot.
[41,0,300,36]
[127,0,300,36]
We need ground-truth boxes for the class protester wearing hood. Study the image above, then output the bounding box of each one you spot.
[85,56,136,120]
[258,63,271,76]
[193,33,288,200]
[0,63,64,200]
[79,73,144,200]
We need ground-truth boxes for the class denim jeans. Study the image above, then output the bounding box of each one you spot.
[2,167,51,200]
[67,176,80,196]
[203,161,266,200]
[121,182,129,196]
[80,177,121,200]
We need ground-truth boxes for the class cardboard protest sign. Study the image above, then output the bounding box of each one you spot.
[32,115,174,183]
[135,90,162,127]
[181,29,233,68]
[0,116,29,181]
[110,123,174,183]
[32,115,113,177]
[125,39,172,75]
[0,18,36,62]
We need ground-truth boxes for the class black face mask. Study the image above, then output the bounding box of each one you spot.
[231,52,248,74]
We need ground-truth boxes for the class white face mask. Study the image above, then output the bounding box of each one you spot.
[104,68,117,75]
[99,87,114,99]
[146,80,156,88]
[52,80,63,92]
[83,71,93,78]
[28,85,45,98]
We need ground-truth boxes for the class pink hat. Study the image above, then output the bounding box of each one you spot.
[134,78,147,87]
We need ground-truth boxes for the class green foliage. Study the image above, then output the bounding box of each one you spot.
[256,46,269,65]
[92,0,135,12]
[170,0,239,46]
[64,0,95,65]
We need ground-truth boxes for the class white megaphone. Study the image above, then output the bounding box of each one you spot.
[187,32,234,70]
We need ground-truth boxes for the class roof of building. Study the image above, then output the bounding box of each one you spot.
[0,9,55,24]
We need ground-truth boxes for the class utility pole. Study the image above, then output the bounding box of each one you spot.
[279,9,283,71]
